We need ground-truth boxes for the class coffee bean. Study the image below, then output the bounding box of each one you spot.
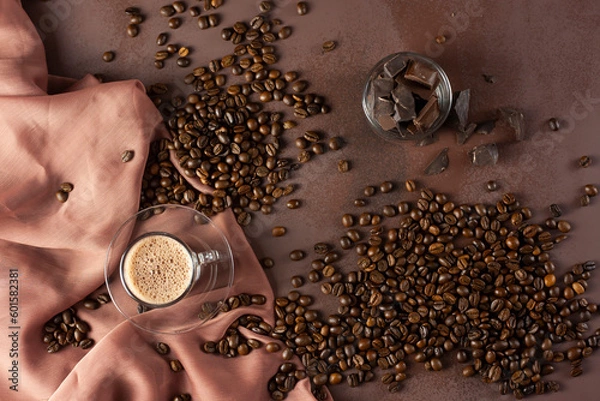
[405,179,416,192]
[296,1,308,15]
[160,5,176,17]
[278,26,292,39]
[580,194,590,207]
[55,190,68,203]
[557,220,571,233]
[579,155,591,168]
[272,226,287,237]
[102,51,115,62]
[120,149,135,163]
[177,57,190,67]
[584,184,598,197]
[546,117,561,131]
[328,137,342,150]
[261,257,274,269]
[125,6,141,15]
[80,338,94,349]
[169,359,184,372]
[291,275,304,288]
[486,180,498,192]
[173,1,186,13]
[82,298,100,310]
[342,214,355,227]
[266,342,281,353]
[289,250,305,261]
[549,203,562,217]
[127,24,139,37]
[338,160,350,173]
[156,342,170,355]
[259,1,272,12]
[322,40,337,52]
[168,17,181,29]
[380,181,393,193]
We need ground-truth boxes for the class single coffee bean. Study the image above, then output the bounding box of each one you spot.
[486,180,498,192]
[380,181,393,193]
[168,17,181,29]
[156,342,170,355]
[189,6,200,16]
[259,1,272,12]
[584,184,598,197]
[291,275,304,288]
[266,342,281,353]
[363,186,376,197]
[127,24,139,37]
[296,1,308,15]
[173,1,186,13]
[579,155,591,168]
[60,182,74,193]
[125,6,141,15]
[292,80,308,93]
[207,13,219,27]
[102,51,115,62]
[272,226,287,237]
[580,194,590,207]
[342,214,355,227]
[169,359,184,372]
[289,250,305,261]
[82,298,100,310]
[354,199,366,207]
[286,199,300,209]
[261,257,274,269]
[80,338,94,349]
[557,220,571,233]
[96,293,110,304]
[405,179,416,192]
[177,57,190,67]
[549,203,562,217]
[548,118,560,131]
[278,26,292,39]
[121,149,135,163]
[328,137,342,150]
[337,160,350,173]
[55,190,68,203]
[160,5,176,17]
[322,40,337,52]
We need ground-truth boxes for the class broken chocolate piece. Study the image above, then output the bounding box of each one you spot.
[391,84,416,122]
[404,59,439,89]
[373,77,395,99]
[475,120,496,135]
[415,133,438,147]
[425,147,449,175]
[383,54,407,78]
[456,122,476,145]
[448,89,470,131]
[469,143,499,166]
[414,95,440,131]
[498,108,525,141]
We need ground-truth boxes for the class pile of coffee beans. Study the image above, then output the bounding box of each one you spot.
[42,292,110,353]
[251,184,599,399]
[140,8,337,227]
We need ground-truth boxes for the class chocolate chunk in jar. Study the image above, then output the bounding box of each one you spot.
[403,59,439,89]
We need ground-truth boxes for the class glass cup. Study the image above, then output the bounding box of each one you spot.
[105,205,234,334]
[362,52,453,142]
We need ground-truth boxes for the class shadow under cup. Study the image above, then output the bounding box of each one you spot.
[105,205,234,334]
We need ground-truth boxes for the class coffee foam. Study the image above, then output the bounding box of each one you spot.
[122,234,194,305]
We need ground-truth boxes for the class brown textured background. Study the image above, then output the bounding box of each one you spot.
[23,1,600,400]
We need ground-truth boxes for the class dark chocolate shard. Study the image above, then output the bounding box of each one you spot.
[414,95,440,131]
[424,147,449,175]
[372,77,395,98]
[396,75,436,100]
[498,108,525,141]
[469,143,499,166]
[447,89,470,131]
[383,54,407,78]
[475,120,496,135]
[415,133,439,147]
[404,59,439,89]
[391,84,416,122]
[456,122,477,145]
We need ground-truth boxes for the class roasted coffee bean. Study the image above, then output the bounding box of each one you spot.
[272,226,287,237]
[160,5,176,17]
[405,179,416,192]
[289,250,305,261]
[168,17,181,29]
[291,275,304,288]
[80,338,94,349]
[380,181,393,193]
[584,184,598,197]
[266,342,281,353]
[259,1,272,12]
[121,149,135,163]
[189,6,200,16]
[296,1,308,15]
[548,118,561,131]
[580,194,590,207]
[261,257,274,269]
[337,160,350,173]
[55,190,69,203]
[82,298,100,310]
[579,155,591,168]
[169,359,184,372]
[156,342,170,355]
[549,203,562,217]
[328,137,342,150]
[177,57,190,67]
[322,40,336,52]
[486,180,498,192]
[557,220,571,233]
[278,26,292,39]
[127,24,139,37]
[102,51,115,62]
[342,214,355,227]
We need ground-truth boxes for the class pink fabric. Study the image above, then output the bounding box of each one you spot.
[0,2,320,400]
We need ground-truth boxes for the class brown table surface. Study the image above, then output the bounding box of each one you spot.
[23,1,600,400]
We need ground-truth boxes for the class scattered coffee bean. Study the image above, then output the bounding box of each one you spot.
[261,257,274,269]
[379,181,393,193]
[548,118,560,131]
[272,226,287,237]
[322,41,336,53]
[169,359,184,372]
[584,184,598,197]
[579,155,591,168]
[160,5,176,17]
[328,137,342,150]
[549,203,562,218]
[266,342,281,353]
[557,220,571,233]
[291,275,304,288]
[259,1,272,13]
[337,160,350,173]
[580,195,590,207]
[286,199,300,209]
[405,179,416,192]
[177,57,190,67]
[96,293,111,304]
[102,51,115,62]
[296,1,308,15]
[168,17,182,29]
[173,1,186,13]
[341,214,355,227]
[83,298,100,310]
[156,342,170,355]
[435,35,446,44]
[289,250,305,261]
[55,190,68,203]
[127,24,139,37]
[486,180,498,192]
